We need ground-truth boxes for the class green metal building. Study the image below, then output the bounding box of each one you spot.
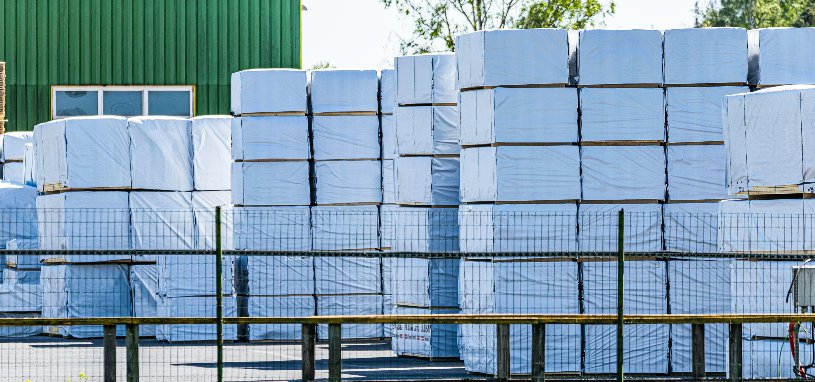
[0,0,302,131]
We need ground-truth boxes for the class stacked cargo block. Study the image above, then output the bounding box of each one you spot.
[390,53,460,358]
[231,69,314,341]
[456,29,581,374]
[0,132,32,183]
[310,69,384,339]
[379,68,397,337]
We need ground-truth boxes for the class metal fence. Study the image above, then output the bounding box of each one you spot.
[1,207,815,381]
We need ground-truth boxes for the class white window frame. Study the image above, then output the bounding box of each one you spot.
[51,85,195,120]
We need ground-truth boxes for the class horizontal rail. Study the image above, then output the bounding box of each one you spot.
[4,314,815,327]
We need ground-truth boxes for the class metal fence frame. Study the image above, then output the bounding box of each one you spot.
[2,209,814,382]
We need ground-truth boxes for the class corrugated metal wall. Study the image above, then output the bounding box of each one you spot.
[0,0,301,131]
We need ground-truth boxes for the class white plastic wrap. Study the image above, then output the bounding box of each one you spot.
[381,114,396,159]
[156,295,237,341]
[231,116,310,161]
[379,205,399,251]
[723,93,749,194]
[391,306,460,358]
[316,294,384,340]
[388,207,459,252]
[395,106,459,156]
[3,268,40,283]
[669,259,731,373]
[22,143,34,187]
[314,161,382,205]
[382,160,395,204]
[579,88,665,142]
[248,256,315,296]
[459,87,578,146]
[310,69,379,113]
[667,86,749,143]
[129,191,195,250]
[580,146,667,201]
[458,204,578,253]
[128,117,193,191]
[157,255,234,297]
[395,54,457,105]
[743,339,814,379]
[191,116,231,191]
[380,69,396,114]
[718,199,806,253]
[130,264,158,336]
[583,261,668,374]
[2,162,23,183]
[730,260,799,341]
[312,116,380,160]
[34,117,131,190]
[37,192,131,261]
[231,161,310,206]
[460,146,581,203]
[41,264,131,338]
[1,132,33,162]
[578,204,663,252]
[0,283,41,312]
[0,181,37,247]
[717,199,751,253]
[663,203,720,252]
[663,28,748,85]
[667,145,728,201]
[748,28,815,86]
[458,260,581,374]
[311,206,379,250]
[249,295,316,340]
[391,257,459,307]
[231,69,308,115]
[191,191,232,250]
[455,29,570,89]
[232,206,311,251]
[577,29,664,86]
[394,157,459,206]
[315,257,381,295]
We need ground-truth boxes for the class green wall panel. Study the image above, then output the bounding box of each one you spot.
[0,0,301,131]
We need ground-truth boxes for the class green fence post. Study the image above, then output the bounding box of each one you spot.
[216,206,224,382]
[617,209,624,382]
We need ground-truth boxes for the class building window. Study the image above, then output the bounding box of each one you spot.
[52,86,194,119]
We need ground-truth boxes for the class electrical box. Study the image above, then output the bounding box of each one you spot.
[793,266,815,307]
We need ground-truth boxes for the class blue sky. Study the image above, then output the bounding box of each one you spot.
[302,0,699,69]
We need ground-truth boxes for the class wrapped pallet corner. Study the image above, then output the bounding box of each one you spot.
[128,116,193,191]
[455,29,570,89]
[191,116,232,191]
[666,86,748,143]
[394,156,459,206]
[579,88,665,142]
[458,204,578,253]
[666,145,728,201]
[577,29,664,86]
[395,106,459,155]
[310,69,379,114]
[231,69,308,115]
[231,161,310,206]
[313,161,382,205]
[312,116,380,160]
[231,116,310,161]
[748,28,815,86]
[395,54,457,105]
[580,146,666,201]
[663,28,748,85]
[380,69,396,114]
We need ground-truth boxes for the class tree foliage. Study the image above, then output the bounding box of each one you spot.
[381,0,615,54]
[694,0,815,28]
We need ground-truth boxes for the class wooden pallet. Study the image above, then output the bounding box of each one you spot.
[312,111,377,117]
[735,184,815,199]
[41,183,131,194]
[662,82,748,88]
[460,141,578,149]
[580,140,664,146]
[577,83,662,88]
[459,83,567,92]
[665,141,725,146]
[237,111,305,117]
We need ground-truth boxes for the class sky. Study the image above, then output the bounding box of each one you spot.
[302,0,699,70]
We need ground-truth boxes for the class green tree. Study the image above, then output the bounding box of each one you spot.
[694,0,815,28]
[381,0,615,54]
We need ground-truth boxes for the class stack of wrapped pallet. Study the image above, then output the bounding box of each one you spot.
[721,85,815,378]
[456,29,581,374]
[0,180,41,337]
[0,132,33,183]
[661,28,749,374]
[310,69,384,339]
[230,69,313,341]
[33,114,235,339]
[576,29,667,374]
[389,53,460,359]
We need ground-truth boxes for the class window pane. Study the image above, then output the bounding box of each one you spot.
[103,91,143,116]
[55,91,99,117]
[147,91,191,117]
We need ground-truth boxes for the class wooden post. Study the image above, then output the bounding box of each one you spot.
[126,324,139,382]
[616,209,625,382]
[729,323,742,382]
[692,324,706,379]
[302,324,316,382]
[496,324,510,381]
[103,325,117,382]
[328,324,342,382]
[531,323,546,382]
